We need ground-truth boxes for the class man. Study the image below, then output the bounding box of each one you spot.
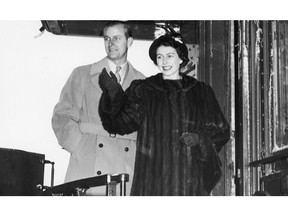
[52,21,145,195]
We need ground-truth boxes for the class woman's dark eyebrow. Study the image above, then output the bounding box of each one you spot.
[157,52,176,55]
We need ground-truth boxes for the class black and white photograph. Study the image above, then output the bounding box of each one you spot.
[0,1,286,216]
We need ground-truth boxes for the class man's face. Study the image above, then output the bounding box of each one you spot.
[103,24,133,64]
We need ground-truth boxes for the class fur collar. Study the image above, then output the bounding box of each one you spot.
[144,73,198,92]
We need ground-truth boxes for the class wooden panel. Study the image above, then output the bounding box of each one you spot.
[198,21,234,196]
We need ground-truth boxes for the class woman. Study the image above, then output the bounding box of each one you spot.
[98,31,230,196]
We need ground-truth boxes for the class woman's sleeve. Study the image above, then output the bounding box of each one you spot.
[99,79,145,135]
[202,83,231,152]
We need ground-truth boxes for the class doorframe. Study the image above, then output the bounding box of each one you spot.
[198,20,235,196]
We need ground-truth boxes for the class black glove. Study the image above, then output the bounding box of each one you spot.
[179,129,215,162]
[179,132,200,147]
[99,68,122,99]
[99,68,124,115]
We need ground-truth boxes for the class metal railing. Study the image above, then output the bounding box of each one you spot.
[39,173,129,196]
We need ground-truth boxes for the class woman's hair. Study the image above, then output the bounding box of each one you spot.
[149,33,189,69]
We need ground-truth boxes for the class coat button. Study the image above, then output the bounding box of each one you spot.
[125,147,129,152]
[99,143,104,148]
[97,171,102,175]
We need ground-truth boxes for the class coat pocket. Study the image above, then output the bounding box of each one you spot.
[72,133,89,160]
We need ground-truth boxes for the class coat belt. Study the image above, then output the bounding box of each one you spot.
[79,123,137,141]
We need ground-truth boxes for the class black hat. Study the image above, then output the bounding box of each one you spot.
[149,32,189,69]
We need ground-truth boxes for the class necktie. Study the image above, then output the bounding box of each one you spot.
[115,66,121,83]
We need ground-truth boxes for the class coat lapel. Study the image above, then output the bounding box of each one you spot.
[122,63,138,90]
[90,57,110,92]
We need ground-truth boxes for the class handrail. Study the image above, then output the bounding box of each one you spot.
[249,148,288,167]
[46,173,129,196]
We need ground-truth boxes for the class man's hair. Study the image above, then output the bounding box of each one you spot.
[102,21,132,39]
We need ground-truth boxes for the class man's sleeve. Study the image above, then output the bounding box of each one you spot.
[51,68,84,156]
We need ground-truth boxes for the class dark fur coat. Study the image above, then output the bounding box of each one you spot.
[99,73,230,195]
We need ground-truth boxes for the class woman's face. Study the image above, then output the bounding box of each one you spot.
[156,45,183,80]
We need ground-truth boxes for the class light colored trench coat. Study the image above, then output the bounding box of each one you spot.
[52,57,145,195]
